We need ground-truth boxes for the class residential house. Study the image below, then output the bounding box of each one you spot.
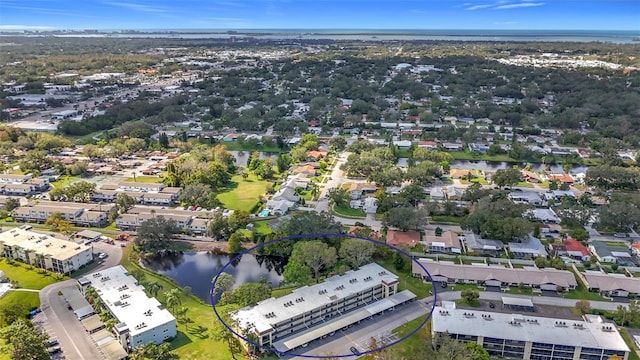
[521,170,541,183]
[442,142,464,151]
[444,186,464,201]
[266,199,296,216]
[422,231,462,254]
[525,208,561,224]
[589,241,635,265]
[349,183,377,200]
[386,229,420,248]
[430,187,445,201]
[582,271,640,298]
[508,191,543,206]
[542,190,576,202]
[393,140,412,149]
[467,143,489,152]
[291,165,316,176]
[307,150,328,160]
[460,233,504,256]
[548,174,575,185]
[417,141,438,150]
[508,235,548,259]
[362,197,378,214]
[448,169,472,179]
[551,238,590,262]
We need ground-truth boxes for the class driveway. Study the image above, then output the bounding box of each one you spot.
[438,291,625,311]
[38,241,122,360]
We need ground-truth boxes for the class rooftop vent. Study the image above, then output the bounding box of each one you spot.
[438,310,449,316]
[602,325,614,332]
[481,314,492,320]
[378,271,388,276]
[573,323,584,329]
[463,312,474,318]
[554,321,568,327]
[364,276,373,282]
[318,289,327,295]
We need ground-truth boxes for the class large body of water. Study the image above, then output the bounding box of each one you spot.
[40,29,640,44]
[450,160,588,174]
[144,252,284,304]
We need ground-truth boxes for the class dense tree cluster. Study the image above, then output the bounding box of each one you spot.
[462,196,533,242]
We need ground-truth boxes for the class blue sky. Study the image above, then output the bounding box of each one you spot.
[1,0,638,31]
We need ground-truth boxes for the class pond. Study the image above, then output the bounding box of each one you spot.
[143,252,285,304]
[450,160,588,174]
[228,151,279,168]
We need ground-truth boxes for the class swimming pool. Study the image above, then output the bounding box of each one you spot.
[258,209,270,217]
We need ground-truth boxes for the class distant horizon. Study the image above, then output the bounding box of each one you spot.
[3,28,640,32]
[1,0,638,31]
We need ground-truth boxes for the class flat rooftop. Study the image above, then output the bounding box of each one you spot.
[0,228,91,261]
[432,306,629,352]
[79,265,175,337]
[233,263,398,334]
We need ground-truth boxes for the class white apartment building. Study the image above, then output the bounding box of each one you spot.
[0,227,92,273]
[432,304,629,360]
[77,266,176,351]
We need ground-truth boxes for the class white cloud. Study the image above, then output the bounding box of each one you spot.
[466,4,493,10]
[103,1,168,14]
[0,25,57,31]
[494,2,545,9]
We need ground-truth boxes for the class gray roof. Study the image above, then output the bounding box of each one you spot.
[509,235,548,256]
[461,233,504,251]
[432,306,629,352]
[233,263,399,334]
[412,259,576,288]
[590,241,631,258]
[583,272,640,293]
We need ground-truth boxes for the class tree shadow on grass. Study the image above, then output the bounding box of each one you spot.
[169,331,193,350]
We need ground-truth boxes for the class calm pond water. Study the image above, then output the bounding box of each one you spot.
[144,252,285,304]
[228,151,279,168]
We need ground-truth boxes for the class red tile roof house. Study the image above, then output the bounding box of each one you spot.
[548,174,575,184]
[307,150,328,160]
[551,238,590,262]
[418,141,438,149]
[386,229,421,248]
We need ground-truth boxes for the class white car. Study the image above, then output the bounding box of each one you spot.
[98,253,108,259]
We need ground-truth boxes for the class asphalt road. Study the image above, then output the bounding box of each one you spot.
[38,241,122,360]
[290,299,434,359]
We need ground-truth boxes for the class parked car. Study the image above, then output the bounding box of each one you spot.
[350,346,361,356]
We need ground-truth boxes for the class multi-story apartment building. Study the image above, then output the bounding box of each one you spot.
[232,263,416,354]
[0,227,92,273]
[12,201,113,227]
[432,304,629,360]
[90,183,182,206]
[77,266,176,352]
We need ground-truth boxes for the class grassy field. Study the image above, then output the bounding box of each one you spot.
[562,267,608,302]
[217,174,271,213]
[271,286,296,298]
[0,258,63,289]
[332,204,366,218]
[123,176,163,183]
[119,246,243,359]
[49,175,81,189]
[252,220,273,235]
[391,315,431,359]
[376,258,433,299]
[222,140,282,153]
[619,328,640,360]
[430,215,464,224]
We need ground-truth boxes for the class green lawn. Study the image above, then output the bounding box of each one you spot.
[119,246,243,359]
[123,176,163,183]
[460,178,489,185]
[217,174,271,213]
[252,220,273,235]
[516,182,535,188]
[430,215,464,224]
[222,140,282,153]
[49,175,81,189]
[619,328,640,360]
[332,204,366,218]
[376,259,433,299]
[0,259,63,289]
[392,316,431,359]
[562,267,609,302]
[271,286,296,298]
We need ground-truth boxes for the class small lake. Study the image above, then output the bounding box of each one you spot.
[144,252,285,304]
[228,151,279,168]
[450,160,588,174]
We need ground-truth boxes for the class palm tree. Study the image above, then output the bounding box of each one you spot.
[34,253,45,270]
[164,288,182,314]
[146,282,162,298]
[23,249,34,265]
[177,306,189,332]
[65,260,74,276]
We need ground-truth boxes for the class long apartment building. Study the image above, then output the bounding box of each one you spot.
[115,206,230,235]
[432,304,629,360]
[91,183,182,206]
[0,227,92,273]
[0,173,49,196]
[232,263,416,354]
[77,265,176,352]
[12,200,113,227]
[412,259,577,292]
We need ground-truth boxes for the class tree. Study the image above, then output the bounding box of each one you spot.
[283,260,312,285]
[228,210,251,232]
[164,288,182,314]
[135,216,179,253]
[575,300,591,315]
[44,212,73,233]
[393,251,408,271]
[0,299,29,326]
[383,207,427,231]
[329,136,347,151]
[219,283,272,307]
[462,182,487,204]
[598,200,640,232]
[208,212,230,240]
[276,153,292,173]
[404,161,441,187]
[211,304,242,360]
[228,232,245,254]
[291,241,337,281]
[159,132,169,148]
[178,183,213,207]
[339,238,375,269]
[327,187,349,207]
[399,184,425,207]
[146,282,162,298]
[493,168,522,188]
[461,289,480,304]
[213,272,235,298]
[49,180,96,202]
[115,193,136,212]
[0,318,49,360]
[4,197,20,212]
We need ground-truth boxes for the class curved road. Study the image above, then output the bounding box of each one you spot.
[39,241,123,360]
